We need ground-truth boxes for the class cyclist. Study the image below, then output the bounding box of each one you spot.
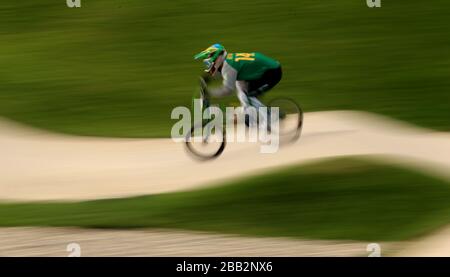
[194,43,282,126]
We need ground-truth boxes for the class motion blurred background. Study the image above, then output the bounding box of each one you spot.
[0,0,449,256]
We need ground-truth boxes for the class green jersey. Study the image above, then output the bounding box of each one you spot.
[210,51,280,97]
[225,52,280,81]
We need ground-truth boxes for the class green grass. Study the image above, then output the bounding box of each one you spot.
[0,1,449,137]
[1,158,449,241]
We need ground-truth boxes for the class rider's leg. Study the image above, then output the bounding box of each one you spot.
[247,66,283,97]
[245,67,283,130]
[236,81,251,107]
[236,81,259,127]
[248,96,269,130]
[236,81,270,129]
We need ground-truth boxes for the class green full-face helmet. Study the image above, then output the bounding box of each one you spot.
[194,43,226,73]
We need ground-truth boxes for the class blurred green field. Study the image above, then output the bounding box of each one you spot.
[1,158,449,241]
[0,1,449,137]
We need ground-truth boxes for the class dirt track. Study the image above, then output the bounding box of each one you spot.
[393,226,450,257]
[1,111,449,201]
[0,227,402,257]
[0,111,449,256]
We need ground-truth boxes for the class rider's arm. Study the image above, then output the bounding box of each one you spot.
[208,61,237,97]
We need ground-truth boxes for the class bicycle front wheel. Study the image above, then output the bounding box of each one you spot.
[185,122,226,160]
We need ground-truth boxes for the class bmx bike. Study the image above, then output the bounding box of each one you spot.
[184,78,303,160]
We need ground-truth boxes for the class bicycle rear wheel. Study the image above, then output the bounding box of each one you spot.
[267,97,303,143]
